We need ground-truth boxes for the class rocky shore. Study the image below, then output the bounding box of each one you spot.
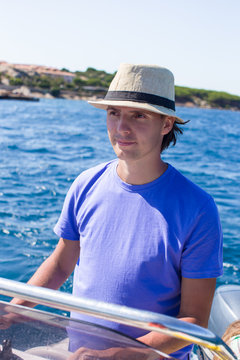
[1,85,239,112]
[1,61,239,111]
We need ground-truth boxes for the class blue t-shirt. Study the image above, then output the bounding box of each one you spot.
[54,160,223,358]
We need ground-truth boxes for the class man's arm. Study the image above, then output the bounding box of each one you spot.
[137,277,216,354]
[11,237,80,307]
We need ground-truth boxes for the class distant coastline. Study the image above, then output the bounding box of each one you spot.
[0,61,240,111]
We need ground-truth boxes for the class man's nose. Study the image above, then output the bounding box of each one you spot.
[117,114,131,133]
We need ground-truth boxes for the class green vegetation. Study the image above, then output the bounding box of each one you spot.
[61,68,70,72]
[1,66,239,110]
[50,87,61,97]
[9,77,24,86]
[23,75,65,89]
[175,86,240,109]
[73,77,86,87]
[74,67,115,88]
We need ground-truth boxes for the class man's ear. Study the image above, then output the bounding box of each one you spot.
[162,116,175,135]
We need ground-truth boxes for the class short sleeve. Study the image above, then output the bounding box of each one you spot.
[181,197,223,278]
[54,180,80,241]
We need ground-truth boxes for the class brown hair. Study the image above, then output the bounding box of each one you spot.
[161,117,189,153]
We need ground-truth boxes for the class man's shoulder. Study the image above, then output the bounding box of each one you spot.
[168,166,220,235]
[169,164,213,204]
[72,159,116,190]
[79,159,116,178]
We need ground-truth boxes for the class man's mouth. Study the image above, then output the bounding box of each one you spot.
[116,139,136,146]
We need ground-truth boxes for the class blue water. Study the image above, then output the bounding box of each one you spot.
[0,99,240,304]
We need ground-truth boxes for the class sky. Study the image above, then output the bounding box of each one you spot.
[0,0,240,95]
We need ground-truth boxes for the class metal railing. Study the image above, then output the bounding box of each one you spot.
[0,277,236,360]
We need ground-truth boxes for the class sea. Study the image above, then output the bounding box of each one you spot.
[0,98,240,313]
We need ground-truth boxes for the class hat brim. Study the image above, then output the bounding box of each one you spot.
[88,99,184,124]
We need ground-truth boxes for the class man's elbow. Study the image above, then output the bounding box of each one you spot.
[177,315,210,329]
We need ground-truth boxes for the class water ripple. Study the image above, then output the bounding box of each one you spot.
[0,99,239,294]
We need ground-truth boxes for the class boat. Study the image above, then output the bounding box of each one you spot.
[0,93,39,101]
[209,285,240,338]
[0,277,238,360]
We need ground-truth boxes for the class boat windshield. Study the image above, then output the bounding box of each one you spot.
[0,293,236,360]
[0,301,162,359]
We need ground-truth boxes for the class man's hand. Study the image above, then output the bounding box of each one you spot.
[68,346,160,360]
[0,312,22,329]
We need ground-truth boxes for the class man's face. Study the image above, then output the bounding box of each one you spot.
[106,106,173,163]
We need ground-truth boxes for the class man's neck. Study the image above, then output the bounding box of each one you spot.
[116,158,168,185]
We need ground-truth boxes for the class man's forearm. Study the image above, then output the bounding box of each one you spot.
[137,316,201,355]
[10,255,69,307]
[10,238,80,308]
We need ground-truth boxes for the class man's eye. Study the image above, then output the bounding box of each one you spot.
[108,110,118,116]
[136,113,146,119]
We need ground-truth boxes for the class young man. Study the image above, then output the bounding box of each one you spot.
[10,64,223,359]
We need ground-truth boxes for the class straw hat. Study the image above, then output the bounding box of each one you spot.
[88,63,184,123]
